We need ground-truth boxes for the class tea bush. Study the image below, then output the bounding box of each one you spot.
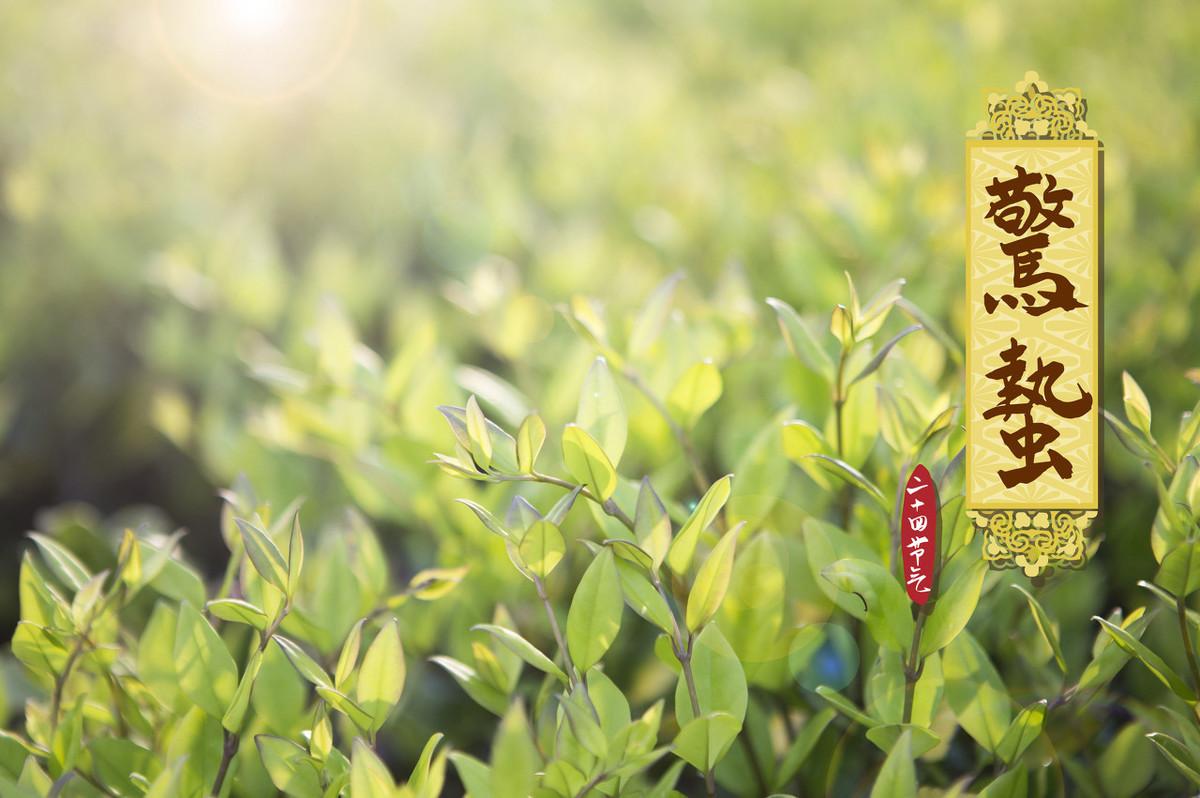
[6,273,1200,797]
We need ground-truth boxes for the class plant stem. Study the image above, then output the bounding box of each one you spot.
[1177,594,1200,698]
[902,609,928,725]
[678,637,717,798]
[504,472,637,531]
[210,729,239,797]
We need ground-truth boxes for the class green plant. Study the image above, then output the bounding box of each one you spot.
[1,480,462,797]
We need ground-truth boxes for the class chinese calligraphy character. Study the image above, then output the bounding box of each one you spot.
[984,337,1093,488]
[983,165,1086,317]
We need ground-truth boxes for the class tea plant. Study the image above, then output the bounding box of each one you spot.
[1,480,461,797]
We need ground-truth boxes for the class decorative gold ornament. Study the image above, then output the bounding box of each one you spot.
[967,71,1099,141]
[969,509,1096,577]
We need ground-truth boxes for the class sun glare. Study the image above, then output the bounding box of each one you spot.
[155,0,358,103]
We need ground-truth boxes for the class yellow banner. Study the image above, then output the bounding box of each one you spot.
[965,73,1102,577]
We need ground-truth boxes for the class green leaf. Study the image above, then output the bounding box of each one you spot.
[614,558,676,635]
[996,701,1046,765]
[138,601,180,709]
[577,356,627,466]
[675,624,747,726]
[667,361,723,428]
[1122,371,1154,441]
[491,702,538,798]
[1147,733,1200,786]
[206,598,269,631]
[674,712,741,773]
[456,499,512,541]
[335,619,365,689]
[566,548,624,671]
[316,685,375,731]
[408,732,446,798]
[728,411,790,532]
[449,752,492,798]
[978,765,1028,798]
[635,477,672,570]
[286,513,305,599]
[88,739,153,797]
[429,656,508,717]
[850,325,922,387]
[667,475,732,575]
[774,708,835,791]
[515,413,546,474]
[257,735,321,798]
[943,631,1010,752]
[803,455,889,512]
[173,601,238,719]
[518,520,565,578]
[766,298,834,381]
[471,624,567,685]
[821,558,913,652]
[1099,723,1155,798]
[351,737,396,797]
[686,523,740,631]
[869,729,915,798]
[865,724,941,758]
[919,560,986,656]
[27,534,90,592]
[273,636,333,689]
[562,424,619,502]
[222,646,264,732]
[814,685,877,727]
[357,618,406,733]
[1094,615,1196,701]
[1157,541,1200,597]
[466,395,494,469]
[234,517,289,592]
[1011,586,1067,674]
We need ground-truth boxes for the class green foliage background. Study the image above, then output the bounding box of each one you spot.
[2,0,1200,796]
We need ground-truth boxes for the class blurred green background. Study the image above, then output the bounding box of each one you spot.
[2,0,1198,782]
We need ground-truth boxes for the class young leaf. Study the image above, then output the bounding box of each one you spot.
[471,624,567,685]
[491,702,539,798]
[766,298,834,381]
[357,618,406,733]
[335,619,365,689]
[286,513,304,599]
[821,558,913,652]
[234,518,289,592]
[257,735,322,798]
[566,548,624,671]
[515,413,547,474]
[674,712,741,773]
[517,520,565,578]
[1094,616,1196,701]
[429,656,509,717]
[635,477,672,570]
[351,737,397,797]
[577,356,627,466]
[919,559,986,656]
[1012,585,1067,674]
[1122,371,1153,441]
[205,599,269,631]
[465,395,494,469]
[27,534,90,592]
[869,729,916,798]
[456,499,512,541]
[850,325,922,387]
[173,602,238,720]
[316,685,375,731]
[1156,541,1200,598]
[804,455,889,512]
[221,647,264,732]
[667,475,732,575]
[273,636,333,689]
[686,523,741,632]
[613,559,676,635]
[675,624,747,726]
[943,631,1010,753]
[996,701,1047,765]
[561,424,619,502]
[667,361,723,429]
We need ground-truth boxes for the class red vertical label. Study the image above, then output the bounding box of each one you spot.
[901,464,938,605]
